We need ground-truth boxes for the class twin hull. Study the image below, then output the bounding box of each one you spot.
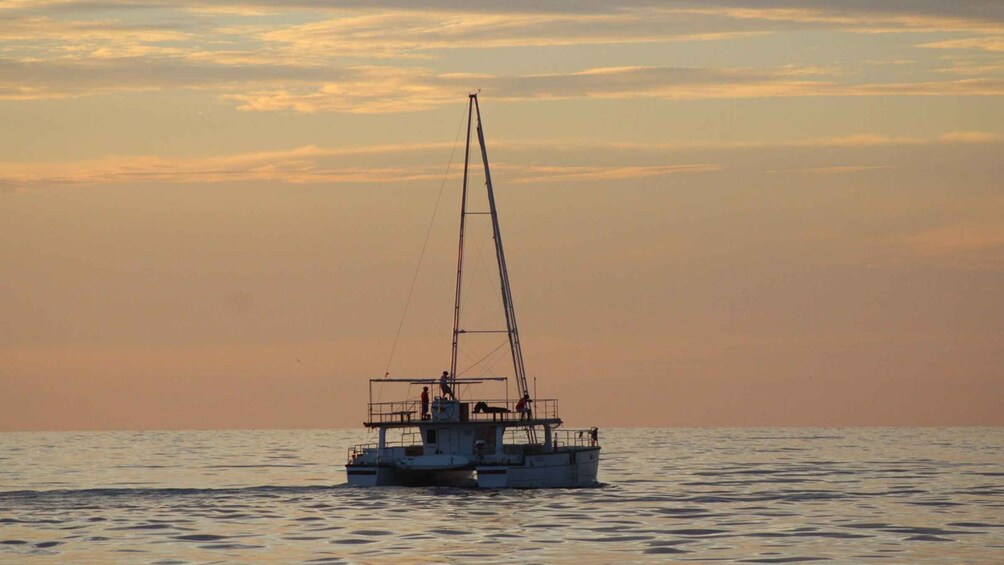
[346,447,600,489]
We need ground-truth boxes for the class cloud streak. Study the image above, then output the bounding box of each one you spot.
[223,66,1004,114]
[10,59,992,109]
[0,146,441,188]
[920,37,1004,52]
[0,2,1000,112]
[0,144,719,188]
[3,132,998,190]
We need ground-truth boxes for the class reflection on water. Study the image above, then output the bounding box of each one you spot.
[1,428,1002,563]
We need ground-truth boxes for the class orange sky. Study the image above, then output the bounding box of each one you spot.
[2,1,1002,430]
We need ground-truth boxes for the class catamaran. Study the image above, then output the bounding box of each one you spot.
[345,94,601,488]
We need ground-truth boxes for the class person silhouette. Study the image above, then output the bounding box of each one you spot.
[515,393,532,420]
[439,371,455,400]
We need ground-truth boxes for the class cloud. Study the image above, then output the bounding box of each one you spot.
[3,2,1002,63]
[683,6,1004,34]
[789,134,923,147]
[850,78,1004,97]
[176,6,1004,65]
[935,56,1004,77]
[0,144,719,188]
[938,131,1004,143]
[221,66,463,113]
[0,57,340,99]
[512,163,721,184]
[767,165,890,175]
[3,131,999,190]
[254,10,773,61]
[0,146,443,188]
[0,2,1000,111]
[0,15,193,60]
[920,37,1004,52]
[3,57,1000,109]
[222,66,1004,114]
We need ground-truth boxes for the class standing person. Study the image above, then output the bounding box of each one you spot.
[515,393,532,420]
[439,371,455,400]
[420,386,430,420]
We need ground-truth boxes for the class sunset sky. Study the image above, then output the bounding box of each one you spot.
[2,1,1002,430]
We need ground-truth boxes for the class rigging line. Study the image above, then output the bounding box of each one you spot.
[456,340,496,377]
[474,229,505,305]
[382,103,469,378]
[481,344,511,374]
[458,338,510,377]
[455,323,506,375]
[456,340,485,368]
[459,226,504,315]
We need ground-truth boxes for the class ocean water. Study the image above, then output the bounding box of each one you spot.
[1,428,1001,564]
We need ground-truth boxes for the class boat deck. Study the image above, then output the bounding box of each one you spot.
[364,416,562,428]
[364,397,560,428]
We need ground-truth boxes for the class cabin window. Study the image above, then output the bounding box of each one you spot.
[426,429,437,444]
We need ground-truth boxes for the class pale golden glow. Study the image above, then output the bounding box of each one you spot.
[1,1,1002,430]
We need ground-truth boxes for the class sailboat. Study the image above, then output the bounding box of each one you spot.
[345,93,601,488]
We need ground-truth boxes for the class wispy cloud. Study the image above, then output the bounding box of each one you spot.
[0,15,193,60]
[222,67,1004,114]
[3,57,1000,109]
[512,164,721,184]
[767,165,890,175]
[934,54,1004,77]
[686,6,1004,34]
[0,144,718,188]
[254,10,771,61]
[920,37,1004,52]
[0,2,1001,111]
[938,131,1004,143]
[3,132,999,190]
[0,145,447,188]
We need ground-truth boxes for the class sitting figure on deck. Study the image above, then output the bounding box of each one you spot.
[515,393,532,420]
[473,401,509,415]
[439,371,456,400]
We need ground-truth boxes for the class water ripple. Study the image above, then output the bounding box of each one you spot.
[0,428,1001,563]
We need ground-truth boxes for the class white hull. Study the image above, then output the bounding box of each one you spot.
[346,447,599,489]
[478,447,600,488]
[345,465,394,487]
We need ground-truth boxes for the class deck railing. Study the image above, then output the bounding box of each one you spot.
[347,430,423,463]
[468,398,558,422]
[552,428,600,449]
[366,399,422,423]
[499,427,599,450]
[365,398,559,424]
[346,443,373,463]
[347,424,598,464]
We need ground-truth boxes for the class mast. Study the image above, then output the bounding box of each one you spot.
[449,97,474,382]
[450,93,530,400]
[472,95,530,400]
